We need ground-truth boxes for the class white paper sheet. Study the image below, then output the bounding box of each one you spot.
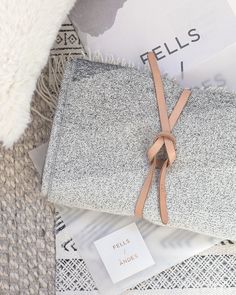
[178,43,236,91]
[70,0,236,78]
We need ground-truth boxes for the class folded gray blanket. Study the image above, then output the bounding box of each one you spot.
[42,58,236,240]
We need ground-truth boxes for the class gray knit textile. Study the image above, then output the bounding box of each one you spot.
[42,58,236,240]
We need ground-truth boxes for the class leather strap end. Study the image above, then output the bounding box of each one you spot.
[159,160,169,224]
[134,157,157,218]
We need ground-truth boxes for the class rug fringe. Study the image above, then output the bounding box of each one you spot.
[86,47,144,70]
[32,53,74,121]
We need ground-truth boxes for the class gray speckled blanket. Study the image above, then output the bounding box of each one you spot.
[42,58,236,240]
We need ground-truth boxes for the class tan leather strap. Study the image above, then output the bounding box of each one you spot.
[147,52,176,166]
[134,52,191,224]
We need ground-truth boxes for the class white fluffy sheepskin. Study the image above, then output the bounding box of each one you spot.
[0,0,76,148]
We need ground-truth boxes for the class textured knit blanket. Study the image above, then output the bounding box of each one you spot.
[42,58,236,240]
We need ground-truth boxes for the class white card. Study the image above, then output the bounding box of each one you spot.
[94,223,155,283]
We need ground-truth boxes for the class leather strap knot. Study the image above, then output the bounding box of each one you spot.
[155,131,176,150]
[150,132,176,170]
[134,52,191,225]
